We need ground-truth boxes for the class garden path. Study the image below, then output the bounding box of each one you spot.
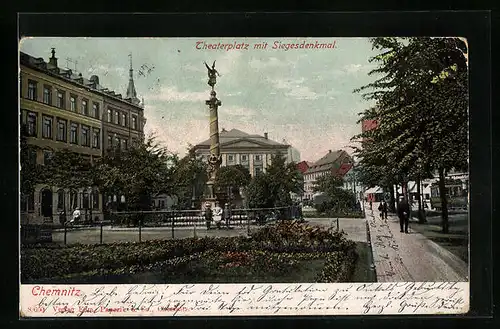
[367,208,468,282]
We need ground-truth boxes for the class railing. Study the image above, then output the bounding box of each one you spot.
[21,205,303,246]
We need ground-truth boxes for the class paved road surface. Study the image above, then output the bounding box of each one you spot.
[367,209,468,282]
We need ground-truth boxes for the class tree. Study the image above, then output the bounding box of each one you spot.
[20,125,44,212]
[312,175,357,214]
[245,152,303,208]
[352,37,468,233]
[246,173,273,209]
[94,134,175,211]
[214,164,251,202]
[170,147,208,209]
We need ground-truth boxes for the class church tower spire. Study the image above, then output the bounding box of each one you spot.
[126,53,140,105]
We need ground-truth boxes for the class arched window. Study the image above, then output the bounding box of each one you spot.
[21,192,35,212]
[57,189,65,210]
[83,192,90,209]
[69,190,78,210]
[92,190,99,210]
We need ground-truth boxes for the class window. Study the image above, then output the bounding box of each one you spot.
[255,167,263,176]
[57,190,65,210]
[92,128,100,149]
[19,75,23,98]
[132,116,137,129]
[42,116,53,139]
[92,103,100,119]
[43,85,52,105]
[69,190,78,209]
[83,193,90,209]
[28,149,37,165]
[22,192,35,212]
[26,112,37,137]
[92,191,99,210]
[122,113,127,127]
[81,99,88,115]
[107,135,113,148]
[107,109,112,122]
[115,111,120,125]
[115,135,120,149]
[227,154,234,162]
[43,150,53,165]
[56,90,65,109]
[56,119,67,142]
[81,125,90,146]
[241,155,248,162]
[70,122,78,144]
[28,80,37,101]
[121,139,127,150]
[70,95,77,111]
[254,155,262,161]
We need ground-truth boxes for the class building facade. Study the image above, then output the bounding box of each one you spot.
[20,49,146,224]
[191,129,292,177]
[302,149,353,201]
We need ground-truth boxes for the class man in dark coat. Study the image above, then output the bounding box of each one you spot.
[378,200,388,220]
[204,203,213,230]
[397,197,411,233]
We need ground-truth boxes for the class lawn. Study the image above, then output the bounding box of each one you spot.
[22,221,366,284]
[411,224,468,263]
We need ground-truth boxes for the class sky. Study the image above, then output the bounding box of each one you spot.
[19,37,379,162]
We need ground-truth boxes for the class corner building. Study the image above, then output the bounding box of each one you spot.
[20,49,146,224]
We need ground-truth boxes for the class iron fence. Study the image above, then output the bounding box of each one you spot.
[21,205,303,246]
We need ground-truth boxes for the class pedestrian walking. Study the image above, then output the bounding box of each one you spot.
[223,203,231,229]
[397,197,410,233]
[204,203,213,230]
[378,200,388,219]
[369,200,373,210]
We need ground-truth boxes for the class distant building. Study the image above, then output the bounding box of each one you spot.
[191,129,293,177]
[151,193,178,210]
[20,49,146,224]
[303,149,353,201]
[296,160,313,174]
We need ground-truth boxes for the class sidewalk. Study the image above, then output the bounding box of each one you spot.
[367,209,468,282]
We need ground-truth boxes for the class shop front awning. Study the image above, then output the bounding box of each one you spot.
[364,186,384,194]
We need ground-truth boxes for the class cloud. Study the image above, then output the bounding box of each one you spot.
[145,86,207,102]
[269,78,306,90]
[268,78,318,100]
[219,106,257,119]
[344,63,363,73]
[87,64,127,77]
[248,57,290,69]
[285,86,319,100]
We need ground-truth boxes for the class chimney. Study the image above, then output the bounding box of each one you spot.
[264,132,268,139]
[48,48,58,68]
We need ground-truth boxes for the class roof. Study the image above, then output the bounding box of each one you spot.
[305,150,352,174]
[194,128,288,148]
[20,51,143,109]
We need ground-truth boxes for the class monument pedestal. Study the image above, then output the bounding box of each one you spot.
[201,181,217,210]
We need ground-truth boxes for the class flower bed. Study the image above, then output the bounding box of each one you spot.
[21,220,359,283]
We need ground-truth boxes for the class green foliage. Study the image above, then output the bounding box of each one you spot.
[246,152,303,208]
[351,37,468,232]
[313,175,358,214]
[93,134,175,210]
[20,126,43,195]
[21,221,357,283]
[170,149,208,209]
[214,164,251,195]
